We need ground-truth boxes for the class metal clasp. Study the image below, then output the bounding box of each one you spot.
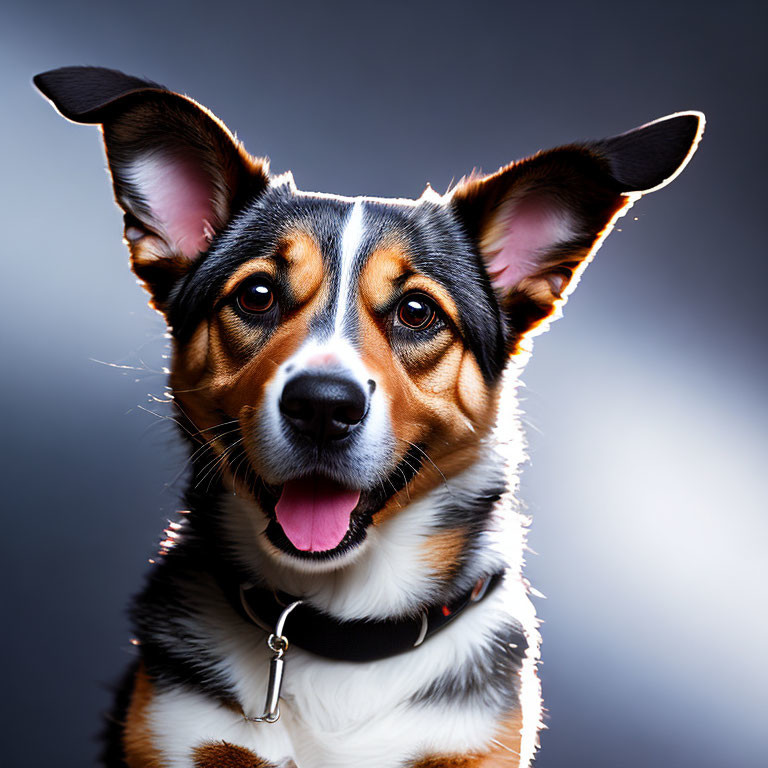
[242,598,303,724]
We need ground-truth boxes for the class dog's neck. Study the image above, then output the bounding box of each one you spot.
[198,441,519,623]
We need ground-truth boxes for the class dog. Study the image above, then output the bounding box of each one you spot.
[34,66,703,768]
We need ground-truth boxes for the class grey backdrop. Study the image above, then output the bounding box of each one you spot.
[1,1,766,766]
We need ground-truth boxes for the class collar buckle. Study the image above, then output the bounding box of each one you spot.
[242,598,303,724]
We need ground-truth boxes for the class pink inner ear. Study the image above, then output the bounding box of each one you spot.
[486,195,573,290]
[130,154,219,259]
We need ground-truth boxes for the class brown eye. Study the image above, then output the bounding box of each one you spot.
[397,294,437,330]
[237,277,275,314]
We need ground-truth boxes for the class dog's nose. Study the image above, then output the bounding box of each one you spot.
[280,372,368,442]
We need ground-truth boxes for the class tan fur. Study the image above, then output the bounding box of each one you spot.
[280,230,325,304]
[421,528,467,580]
[411,755,482,767]
[481,709,525,767]
[123,664,165,768]
[192,741,275,768]
[410,709,524,767]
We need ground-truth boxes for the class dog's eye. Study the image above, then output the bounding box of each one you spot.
[237,277,275,314]
[396,293,438,330]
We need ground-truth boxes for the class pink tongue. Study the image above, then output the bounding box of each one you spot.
[275,477,361,552]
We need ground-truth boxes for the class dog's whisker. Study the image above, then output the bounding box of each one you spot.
[167,399,216,443]
[193,444,233,485]
[396,439,457,500]
[194,439,244,491]
[140,395,242,460]
[168,382,213,395]
[229,449,251,493]
[403,441,449,486]
[185,426,243,465]
[89,357,152,372]
[194,440,240,484]
[204,445,240,494]
[211,441,247,492]
[489,738,521,757]
[136,404,202,441]
[396,466,412,502]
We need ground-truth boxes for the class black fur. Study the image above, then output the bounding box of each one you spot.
[33,66,165,123]
[591,113,701,192]
[129,533,240,701]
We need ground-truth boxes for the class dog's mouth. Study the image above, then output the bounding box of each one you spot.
[250,445,424,561]
[255,477,371,559]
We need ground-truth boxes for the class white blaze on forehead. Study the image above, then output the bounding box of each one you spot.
[334,200,366,336]
[283,336,369,384]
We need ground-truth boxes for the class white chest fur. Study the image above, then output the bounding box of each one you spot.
[148,577,536,768]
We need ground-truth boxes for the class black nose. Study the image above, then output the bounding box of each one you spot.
[279,372,368,442]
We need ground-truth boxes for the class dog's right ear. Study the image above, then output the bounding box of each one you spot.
[34,66,269,314]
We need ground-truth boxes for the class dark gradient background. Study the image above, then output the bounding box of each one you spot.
[1,1,766,765]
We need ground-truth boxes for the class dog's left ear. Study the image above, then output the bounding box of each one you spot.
[34,66,269,314]
[451,112,704,354]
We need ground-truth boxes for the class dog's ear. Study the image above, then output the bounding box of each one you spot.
[451,112,704,354]
[34,66,269,314]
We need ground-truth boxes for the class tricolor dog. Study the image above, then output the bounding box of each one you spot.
[34,66,703,768]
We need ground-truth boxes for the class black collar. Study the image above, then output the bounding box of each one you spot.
[235,571,505,663]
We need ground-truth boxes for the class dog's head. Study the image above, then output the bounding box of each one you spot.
[35,67,702,571]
